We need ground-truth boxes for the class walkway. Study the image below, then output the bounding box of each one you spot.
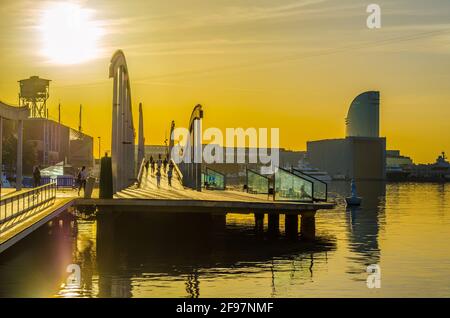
[0,197,74,253]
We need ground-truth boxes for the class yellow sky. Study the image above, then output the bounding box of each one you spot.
[0,0,449,163]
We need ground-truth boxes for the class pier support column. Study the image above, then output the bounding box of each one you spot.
[300,211,316,241]
[285,214,299,240]
[268,213,279,236]
[211,213,226,233]
[254,213,264,234]
[96,210,118,272]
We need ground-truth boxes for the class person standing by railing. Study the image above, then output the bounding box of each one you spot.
[33,166,41,188]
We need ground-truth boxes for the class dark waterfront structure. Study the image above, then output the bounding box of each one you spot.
[2,77,94,177]
[307,91,386,180]
[23,118,94,171]
[0,100,29,190]
[1,118,94,175]
[307,137,386,180]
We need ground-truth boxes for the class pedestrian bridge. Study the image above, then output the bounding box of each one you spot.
[1,161,334,253]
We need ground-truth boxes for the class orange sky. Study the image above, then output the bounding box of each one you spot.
[0,0,449,163]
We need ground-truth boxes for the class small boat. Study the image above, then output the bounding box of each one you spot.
[346,179,362,206]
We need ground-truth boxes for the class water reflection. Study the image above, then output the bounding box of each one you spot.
[0,213,77,297]
[329,181,386,277]
[3,182,450,297]
[93,211,334,298]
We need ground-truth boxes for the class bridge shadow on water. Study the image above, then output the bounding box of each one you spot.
[0,210,336,297]
[95,211,335,297]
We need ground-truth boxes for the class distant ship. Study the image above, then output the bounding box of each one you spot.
[296,161,332,182]
[409,152,450,182]
[386,165,410,181]
[429,152,450,181]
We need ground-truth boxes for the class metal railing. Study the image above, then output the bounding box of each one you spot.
[55,176,75,188]
[136,158,147,188]
[0,182,57,234]
[171,159,184,184]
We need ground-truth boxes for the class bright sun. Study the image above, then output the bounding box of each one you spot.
[39,2,104,65]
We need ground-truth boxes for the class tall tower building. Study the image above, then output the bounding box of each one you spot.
[345,91,380,138]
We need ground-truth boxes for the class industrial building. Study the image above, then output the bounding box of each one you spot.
[307,137,386,180]
[1,116,94,176]
[307,91,386,180]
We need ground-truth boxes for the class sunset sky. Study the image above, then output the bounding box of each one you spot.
[0,0,449,163]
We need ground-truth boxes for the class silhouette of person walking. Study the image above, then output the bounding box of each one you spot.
[77,166,88,196]
[144,159,150,174]
[163,157,168,174]
[167,161,174,186]
[157,154,162,171]
[156,168,161,188]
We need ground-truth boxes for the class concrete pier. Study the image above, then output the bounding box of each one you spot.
[268,214,280,236]
[285,214,299,239]
[301,211,316,240]
[211,213,226,233]
[254,213,264,234]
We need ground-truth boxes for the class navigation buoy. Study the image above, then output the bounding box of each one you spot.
[345,179,362,206]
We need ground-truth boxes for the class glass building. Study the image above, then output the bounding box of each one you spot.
[346,91,380,138]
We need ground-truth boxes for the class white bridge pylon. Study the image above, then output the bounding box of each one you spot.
[109,50,136,193]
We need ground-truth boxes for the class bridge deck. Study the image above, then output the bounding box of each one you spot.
[1,170,334,253]
[0,198,74,253]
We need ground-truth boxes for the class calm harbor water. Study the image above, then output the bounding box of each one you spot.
[0,182,449,298]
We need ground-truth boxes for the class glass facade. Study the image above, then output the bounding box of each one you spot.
[246,169,269,194]
[203,168,225,190]
[291,169,327,201]
[274,168,313,202]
